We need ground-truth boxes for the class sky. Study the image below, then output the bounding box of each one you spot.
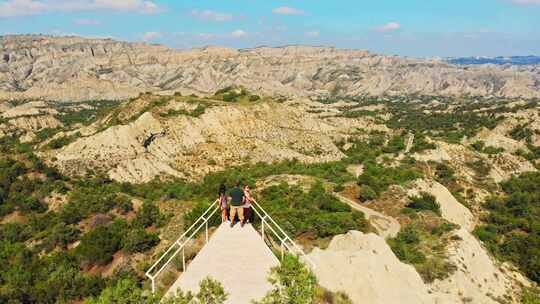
[0,0,539,57]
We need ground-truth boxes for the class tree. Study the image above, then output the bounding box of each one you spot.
[255,254,317,304]
[76,222,125,265]
[87,277,227,304]
[134,201,164,228]
[359,185,377,201]
[195,277,228,304]
[85,278,150,304]
[122,228,159,253]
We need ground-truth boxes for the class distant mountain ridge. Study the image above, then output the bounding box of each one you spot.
[447,56,540,66]
[0,35,539,101]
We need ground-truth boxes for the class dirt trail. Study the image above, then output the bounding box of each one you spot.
[335,194,400,239]
[405,133,415,153]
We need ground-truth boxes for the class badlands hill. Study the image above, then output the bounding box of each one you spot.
[1,35,540,101]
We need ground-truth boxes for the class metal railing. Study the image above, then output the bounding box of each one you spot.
[145,198,315,294]
[251,199,316,269]
[145,202,220,294]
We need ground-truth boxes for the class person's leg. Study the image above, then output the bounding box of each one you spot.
[229,206,237,226]
[221,208,227,223]
[238,207,245,226]
[244,207,251,223]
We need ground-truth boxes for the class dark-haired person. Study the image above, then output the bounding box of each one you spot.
[243,185,254,223]
[228,181,245,227]
[216,183,228,223]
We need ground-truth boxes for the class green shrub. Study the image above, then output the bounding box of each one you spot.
[76,221,127,265]
[509,124,534,142]
[467,159,491,177]
[0,223,30,243]
[133,201,165,228]
[357,162,422,198]
[44,223,81,250]
[359,185,377,201]
[410,134,436,153]
[382,135,405,154]
[522,288,540,304]
[406,192,441,216]
[122,229,159,253]
[388,224,456,283]
[470,140,485,152]
[470,140,503,154]
[255,254,317,304]
[258,182,368,240]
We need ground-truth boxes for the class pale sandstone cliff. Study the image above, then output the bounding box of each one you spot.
[46,101,351,182]
[1,35,539,102]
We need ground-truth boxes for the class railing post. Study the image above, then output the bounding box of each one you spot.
[261,218,265,240]
[182,248,186,271]
[280,239,284,260]
[205,221,209,244]
[151,277,155,294]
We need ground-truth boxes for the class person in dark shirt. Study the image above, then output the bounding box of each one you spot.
[228,181,245,227]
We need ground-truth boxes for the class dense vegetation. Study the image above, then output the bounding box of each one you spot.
[86,276,227,304]
[258,182,369,239]
[357,161,422,201]
[214,86,262,103]
[473,172,540,283]
[2,93,538,301]
[0,138,167,303]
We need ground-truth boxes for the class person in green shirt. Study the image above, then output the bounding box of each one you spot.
[228,181,245,227]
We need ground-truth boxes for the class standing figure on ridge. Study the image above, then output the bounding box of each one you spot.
[216,183,229,223]
[228,181,246,228]
[243,184,254,224]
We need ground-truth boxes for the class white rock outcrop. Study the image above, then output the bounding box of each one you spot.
[308,231,435,304]
[409,179,475,231]
[49,102,346,182]
[430,228,520,304]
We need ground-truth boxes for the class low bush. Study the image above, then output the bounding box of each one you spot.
[122,229,159,253]
[388,223,457,283]
[382,135,405,154]
[357,162,422,198]
[406,192,441,216]
[76,220,127,265]
[255,254,317,304]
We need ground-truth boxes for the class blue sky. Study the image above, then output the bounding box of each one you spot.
[1,0,539,57]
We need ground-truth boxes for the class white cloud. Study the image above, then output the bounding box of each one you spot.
[0,0,165,17]
[375,22,401,32]
[74,18,100,25]
[512,0,540,4]
[0,0,46,17]
[190,9,236,22]
[305,30,320,38]
[141,31,162,41]
[272,6,304,15]
[231,29,247,38]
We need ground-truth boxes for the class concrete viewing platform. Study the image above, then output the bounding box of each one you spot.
[165,222,280,304]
